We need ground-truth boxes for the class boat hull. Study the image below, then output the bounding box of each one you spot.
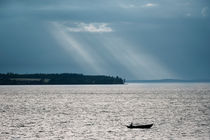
[126,124,153,129]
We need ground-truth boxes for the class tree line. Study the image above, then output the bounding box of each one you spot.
[0,73,125,85]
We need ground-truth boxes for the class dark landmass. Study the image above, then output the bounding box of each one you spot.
[0,73,125,85]
[126,79,210,83]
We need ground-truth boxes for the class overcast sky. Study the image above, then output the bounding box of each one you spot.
[0,0,210,80]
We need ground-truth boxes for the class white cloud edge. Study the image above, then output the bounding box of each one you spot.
[65,23,113,33]
[143,3,158,8]
[119,3,158,9]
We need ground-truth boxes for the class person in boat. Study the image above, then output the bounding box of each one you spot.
[129,122,133,127]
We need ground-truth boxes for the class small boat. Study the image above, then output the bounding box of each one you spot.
[126,123,153,129]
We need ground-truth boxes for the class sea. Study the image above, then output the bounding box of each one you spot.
[0,83,209,140]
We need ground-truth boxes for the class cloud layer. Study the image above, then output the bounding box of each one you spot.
[0,0,210,79]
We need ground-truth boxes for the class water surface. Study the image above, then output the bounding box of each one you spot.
[0,83,210,139]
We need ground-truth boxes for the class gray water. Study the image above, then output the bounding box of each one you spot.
[0,83,210,140]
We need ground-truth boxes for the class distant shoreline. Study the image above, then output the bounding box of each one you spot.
[126,79,210,83]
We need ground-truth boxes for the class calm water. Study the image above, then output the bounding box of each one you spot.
[0,83,210,140]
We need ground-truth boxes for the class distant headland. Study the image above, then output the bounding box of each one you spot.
[126,79,210,83]
[0,73,125,85]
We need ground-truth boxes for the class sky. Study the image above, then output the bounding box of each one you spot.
[0,0,210,80]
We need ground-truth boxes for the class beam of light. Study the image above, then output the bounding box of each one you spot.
[50,22,106,74]
[94,34,176,80]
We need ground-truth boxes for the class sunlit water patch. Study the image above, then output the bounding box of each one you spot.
[0,83,210,139]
